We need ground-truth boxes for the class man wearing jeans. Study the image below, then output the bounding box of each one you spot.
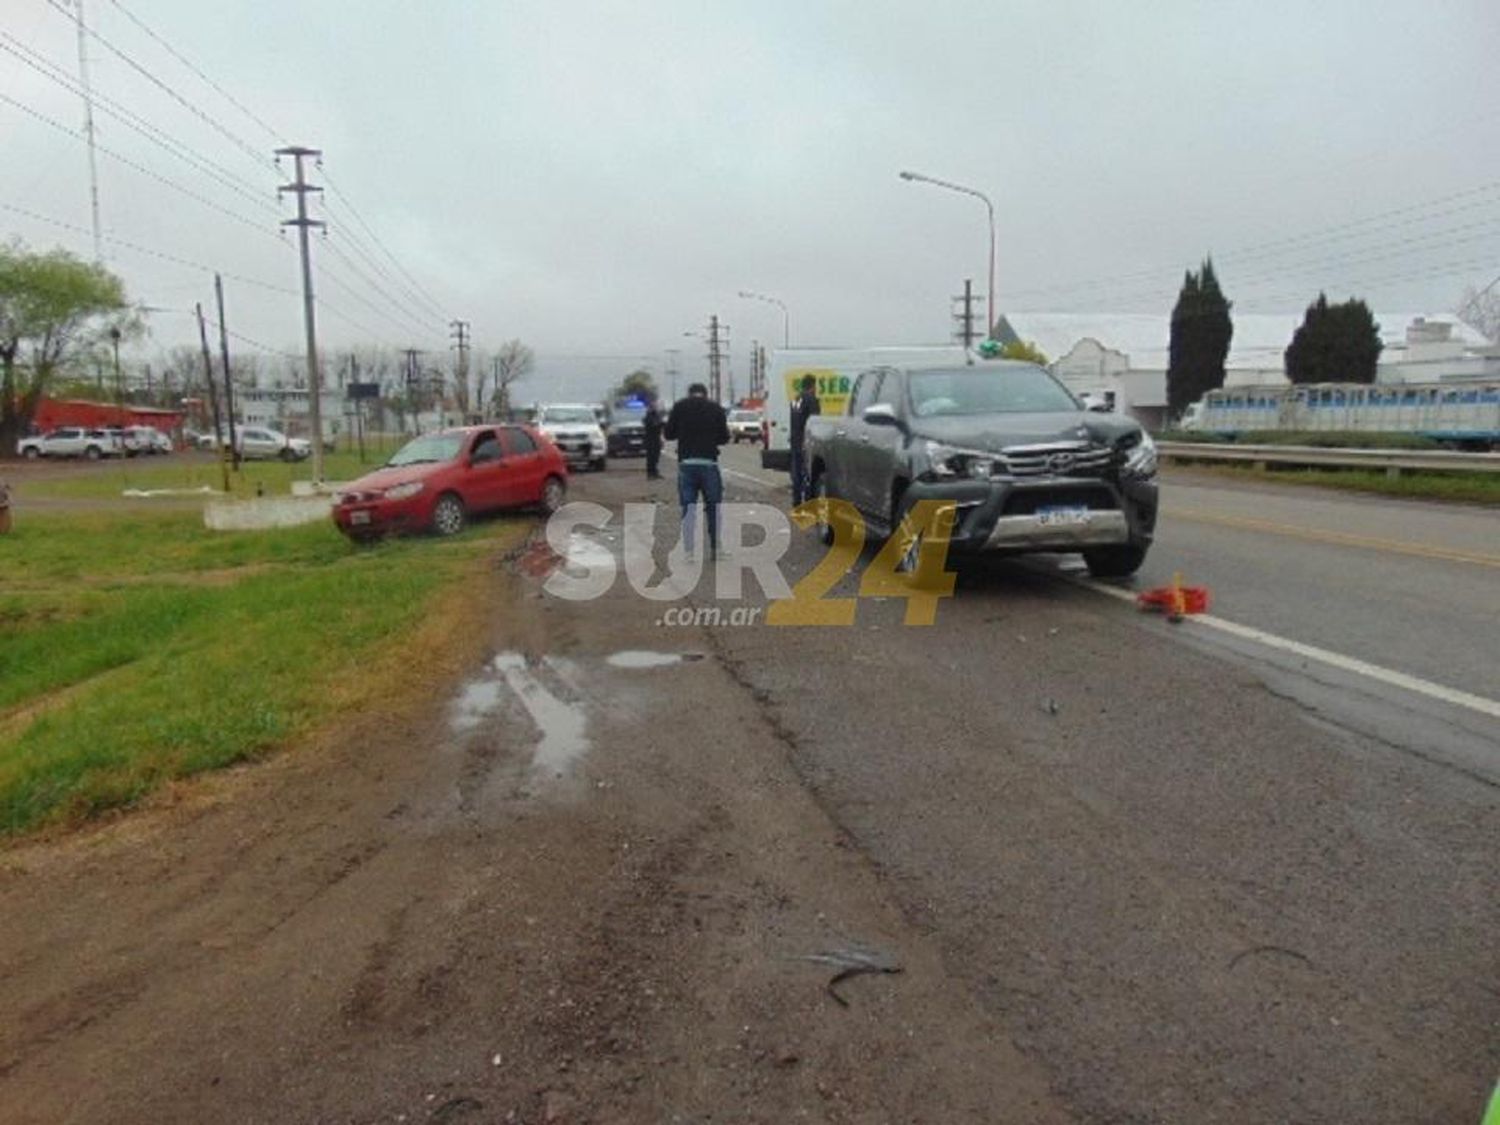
[664,382,730,560]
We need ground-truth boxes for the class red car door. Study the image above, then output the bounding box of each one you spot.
[464,430,508,511]
[499,426,546,504]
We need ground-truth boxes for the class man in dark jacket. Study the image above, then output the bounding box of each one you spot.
[642,394,664,480]
[663,383,729,560]
[788,373,821,506]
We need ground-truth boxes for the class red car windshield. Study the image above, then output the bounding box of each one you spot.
[386,433,465,467]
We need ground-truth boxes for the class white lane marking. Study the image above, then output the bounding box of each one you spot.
[1075,577,1500,721]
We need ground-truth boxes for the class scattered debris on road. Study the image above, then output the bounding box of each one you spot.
[796,947,903,1007]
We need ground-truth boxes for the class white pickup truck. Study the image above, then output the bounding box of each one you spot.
[17,427,122,460]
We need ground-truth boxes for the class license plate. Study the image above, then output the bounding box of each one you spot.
[1036,506,1090,526]
[350,510,371,525]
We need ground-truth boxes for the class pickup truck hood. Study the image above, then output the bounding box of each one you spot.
[910,411,1139,449]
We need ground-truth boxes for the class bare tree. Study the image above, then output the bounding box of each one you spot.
[487,338,534,418]
[1456,280,1500,343]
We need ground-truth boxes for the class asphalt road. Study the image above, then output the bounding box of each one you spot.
[633,446,1499,1122]
[2,449,1493,1123]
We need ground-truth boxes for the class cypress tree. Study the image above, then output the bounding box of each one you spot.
[1166,257,1234,419]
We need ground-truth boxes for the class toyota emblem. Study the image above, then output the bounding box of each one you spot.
[1047,452,1076,473]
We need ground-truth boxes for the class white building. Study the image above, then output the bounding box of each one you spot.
[235,386,347,441]
[992,311,1498,431]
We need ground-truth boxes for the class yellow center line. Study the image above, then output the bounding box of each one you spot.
[1168,508,1500,569]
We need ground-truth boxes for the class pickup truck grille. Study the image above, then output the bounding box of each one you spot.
[999,443,1115,478]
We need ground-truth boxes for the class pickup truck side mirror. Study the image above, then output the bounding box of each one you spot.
[1085,400,1113,413]
[863,404,905,430]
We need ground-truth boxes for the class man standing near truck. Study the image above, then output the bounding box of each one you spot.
[789,373,821,506]
[664,383,730,560]
[642,393,664,480]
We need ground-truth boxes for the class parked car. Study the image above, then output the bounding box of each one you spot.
[803,359,1159,578]
[728,409,764,444]
[535,403,607,471]
[331,424,568,540]
[16,427,122,460]
[606,405,647,457]
[113,426,168,456]
[233,426,311,461]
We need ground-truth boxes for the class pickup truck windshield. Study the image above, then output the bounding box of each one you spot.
[908,367,1079,417]
[541,408,597,424]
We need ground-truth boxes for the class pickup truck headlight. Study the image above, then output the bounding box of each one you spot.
[922,440,999,481]
[384,481,426,501]
[1120,432,1158,478]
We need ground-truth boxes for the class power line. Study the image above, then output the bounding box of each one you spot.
[1001,179,1500,306]
[45,0,272,172]
[319,237,447,338]
[0,34,280,215]
[1,91,283,237]
[321,172,449,321]
[104,0,285,145]
[63,1,450,343]
[0,200,297,294]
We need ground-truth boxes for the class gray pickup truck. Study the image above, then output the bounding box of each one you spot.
[803,358,1159,577]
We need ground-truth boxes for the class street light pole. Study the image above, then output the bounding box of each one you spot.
[737,290,790,348]
[899,170,996,338]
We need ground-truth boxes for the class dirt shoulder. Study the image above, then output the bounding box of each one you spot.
[0,489,1069,1124]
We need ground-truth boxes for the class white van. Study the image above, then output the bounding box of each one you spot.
[760,346,969,470]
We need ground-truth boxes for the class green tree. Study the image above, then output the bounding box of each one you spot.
[999,339,1049,365]
[1,241,131,453]
[1284,293,1382,384]
[1166,256,1234,420]
[609,368,656,403]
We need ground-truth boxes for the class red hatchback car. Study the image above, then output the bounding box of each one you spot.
[332,424,567,540]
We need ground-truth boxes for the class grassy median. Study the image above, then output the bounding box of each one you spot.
[14,449,391,502]
[1163,462,1500,504]
[0,508,526,837]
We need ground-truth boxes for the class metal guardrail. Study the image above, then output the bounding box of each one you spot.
[1156,441,1500,475]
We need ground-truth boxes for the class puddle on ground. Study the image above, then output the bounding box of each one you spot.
[492,652,590,776]
[450,678,504,732]
[605,650,706,669]
[446,652,591,779]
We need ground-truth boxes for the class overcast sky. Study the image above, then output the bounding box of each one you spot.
[4,0,1499,397]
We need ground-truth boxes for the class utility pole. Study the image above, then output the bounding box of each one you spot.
[402,348,424,433]
[71,0,103,263]
[664,349,680,403]
[276,145,326,480]
[214,273,241,470]
[707,315,728,404]
[196,303,229,492]
[952,278,977,347]
[449,319,470,421]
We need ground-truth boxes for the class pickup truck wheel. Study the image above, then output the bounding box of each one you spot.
[1082,543,1148,578]
[431,492,466,536]
[85,445,102,460]
[23,446,39,460]
[279,447,298,463]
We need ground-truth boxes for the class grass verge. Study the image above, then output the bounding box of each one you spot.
[1164,461,1500,504]
[11,449,397,502]
[0,508,528,837]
